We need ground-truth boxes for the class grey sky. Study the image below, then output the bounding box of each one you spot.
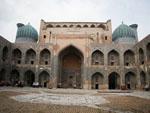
[0,0,149,42]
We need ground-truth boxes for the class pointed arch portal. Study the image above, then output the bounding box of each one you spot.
[58,46,83,88]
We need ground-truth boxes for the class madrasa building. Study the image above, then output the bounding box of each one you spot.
[0,19,150,90]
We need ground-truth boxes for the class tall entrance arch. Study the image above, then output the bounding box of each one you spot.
[58,46,83,88]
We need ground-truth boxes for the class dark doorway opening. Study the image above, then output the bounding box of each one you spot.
[127,83,131,89]
[109,72,120,89]
[0,69,6,82]
[95,84,99,89]
[109,75,116,89]
[44,82,47,87]
[24,70,35,86]
[10,70,20,86]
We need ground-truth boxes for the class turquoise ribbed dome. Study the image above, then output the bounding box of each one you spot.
[16,23,38,42]
[112,23,136,41]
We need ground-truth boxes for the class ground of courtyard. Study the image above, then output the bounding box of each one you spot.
[0,87,149,113]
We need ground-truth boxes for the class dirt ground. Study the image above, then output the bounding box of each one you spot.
[0,91,104,113]
[0,90,150,113]
[101,95,150,113]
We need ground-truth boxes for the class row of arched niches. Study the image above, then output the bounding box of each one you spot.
[1,43,149,66]
[45,24,108,30]
[0,68,148,89]
[0,42,150,89]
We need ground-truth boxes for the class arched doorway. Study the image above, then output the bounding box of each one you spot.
[58,46,83,88]
[0,69,6,82]
[108,72,120,89]
[149,71,150,86]
[140,71,146,88]
[10,70,20,86]
[139,48,144,65]
[125,72,136,89]
[24,70,35,86]
[2,46,8,62]
[146,43,150,62]
[91,72,103,89]
[39,71,50,87]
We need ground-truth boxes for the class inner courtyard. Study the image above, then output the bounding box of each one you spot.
[0,20,149,90]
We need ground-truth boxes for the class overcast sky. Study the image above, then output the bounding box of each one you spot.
[0,0,150,42]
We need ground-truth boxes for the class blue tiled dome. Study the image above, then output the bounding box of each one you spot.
[112,23,137,41]
[16,23,38,42]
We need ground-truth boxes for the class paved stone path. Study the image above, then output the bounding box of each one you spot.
[110,91,150,99]
[11,92,109,108]
[0,87,108,108]
[0,87,149,109]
